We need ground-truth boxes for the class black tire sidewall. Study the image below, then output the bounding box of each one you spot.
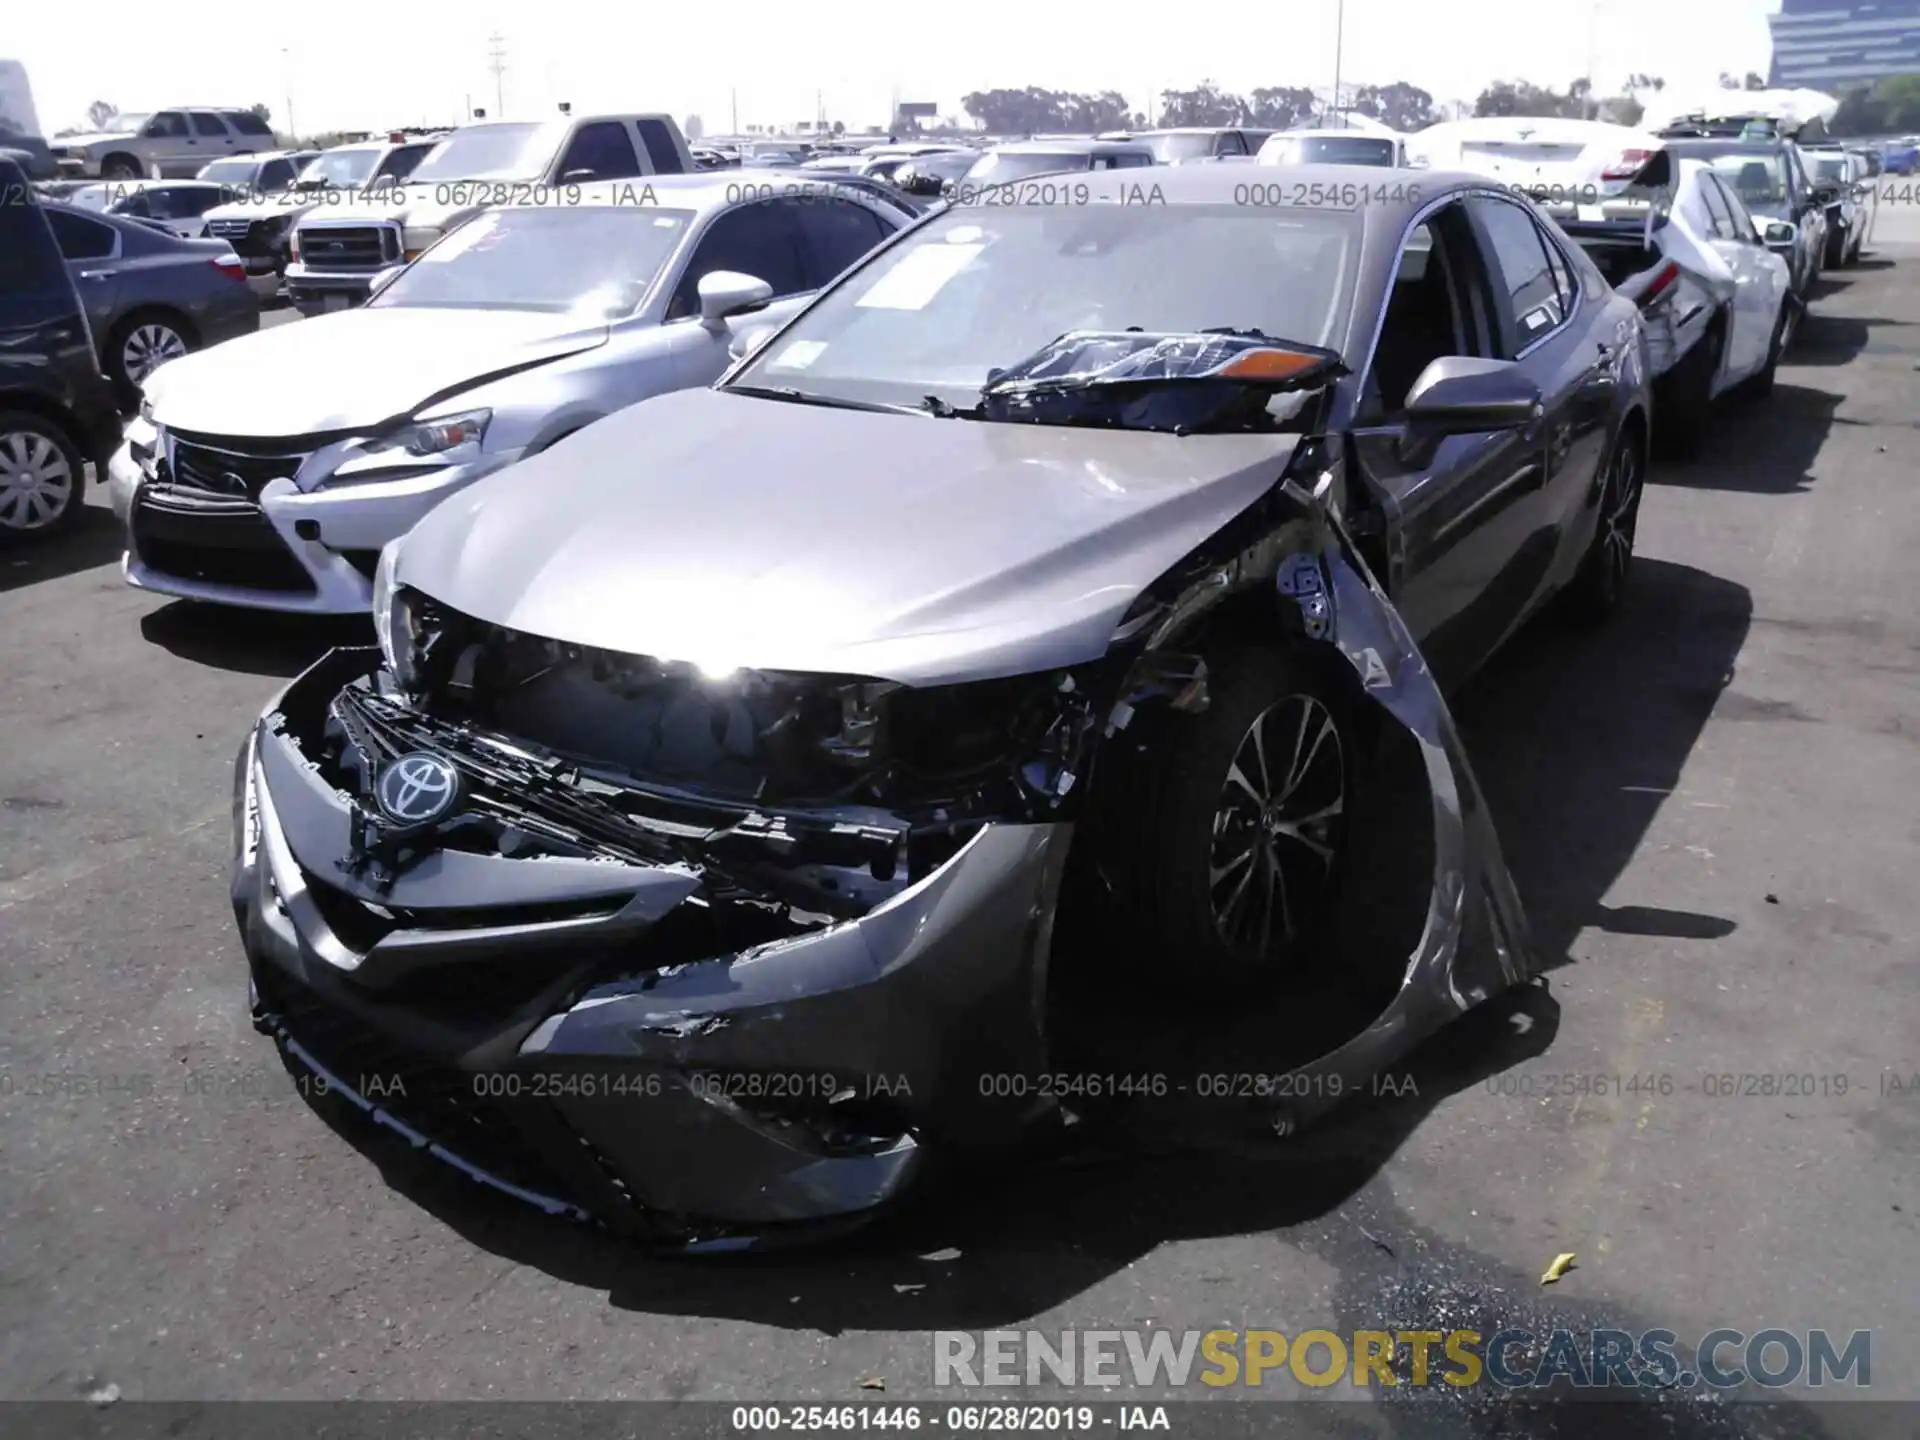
[1144,645,1356,986]
[0,409,88,538]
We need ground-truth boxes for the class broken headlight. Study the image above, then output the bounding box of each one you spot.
[370,540,422,692]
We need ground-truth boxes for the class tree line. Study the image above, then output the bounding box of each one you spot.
[959,81,1441,135]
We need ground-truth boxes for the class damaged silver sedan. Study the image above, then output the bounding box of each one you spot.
[230,165,1652,1247]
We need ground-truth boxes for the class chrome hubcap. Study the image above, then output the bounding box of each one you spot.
[1209,693,1346,960]
[123,324,187,385]
[0,429,76,532]
[1599,443,1641,595]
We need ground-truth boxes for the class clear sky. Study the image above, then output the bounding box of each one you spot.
[12,0,1781,137]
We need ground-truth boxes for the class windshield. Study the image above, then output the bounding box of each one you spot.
[197,157,264,185]
[734,202,1357,412]
[1697,151,1788,206]
[965,151,1095,185]
[1142,133,1216,164]
[107,112,150,132]
[296,148,380,189]
[368,205,692,315]
[407,122,557,183]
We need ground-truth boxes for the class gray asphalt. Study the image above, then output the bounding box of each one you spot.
[1,223,1916,1436]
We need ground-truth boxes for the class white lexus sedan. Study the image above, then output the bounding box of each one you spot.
[108,173,912,613]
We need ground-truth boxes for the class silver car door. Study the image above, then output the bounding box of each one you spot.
[1707,174,1778,381]
[1692,172,1760,381]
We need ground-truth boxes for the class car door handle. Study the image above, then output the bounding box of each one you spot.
[79,270,110,280]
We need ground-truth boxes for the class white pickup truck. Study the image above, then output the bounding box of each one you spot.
[285,114,695,315]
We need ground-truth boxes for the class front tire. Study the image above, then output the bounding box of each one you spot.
[1562,425,1644,627]
[0,411,87,539]
[1824,222,1848,270]
[1654,322,1720,461]
[1142,647,1354,985]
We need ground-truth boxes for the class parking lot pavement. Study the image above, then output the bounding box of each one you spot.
[1,249,1915,1433]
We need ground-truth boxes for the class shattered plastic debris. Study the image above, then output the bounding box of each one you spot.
[636,1012,731,1038]
[1540,1252,1578,1286]
[86,1383,121,1407]
[858,1378,887,1391]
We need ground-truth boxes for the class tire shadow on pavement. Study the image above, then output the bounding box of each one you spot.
[1654,384,1841,495]
[1451,557,1753,971]
[137,598,371,678]
[0,498,124,593]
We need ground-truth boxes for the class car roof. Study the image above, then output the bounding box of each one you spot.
[1271,129,1400,142]
[965,160,1464,216]
[1663,137,1788,154]
[494,171,903,214]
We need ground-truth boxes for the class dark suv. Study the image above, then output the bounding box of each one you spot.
[0,158,122,538]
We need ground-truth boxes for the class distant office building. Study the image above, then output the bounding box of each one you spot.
[1769,0,1920,90]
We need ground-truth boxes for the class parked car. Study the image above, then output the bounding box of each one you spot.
[227,163,1649,1245]
[39,202,259,397]
[1100,126,1274,162]
[957,139,1156,194]
[893,149,978,197]
[1881,137,1918,175]
[1408,118,1664,203]
[286,114,696,315]
[1801,145,1869,266]
[1258,129,1409,167]
[855,142,967,182]
[1657,136,1829,300]
[1543,155,1794,455]
[203,139,441,299]
[0,58,56,180]
[49,107,278,181]
[96,180,241,239]
[194,149,319,195]
[0,158,122,537]
[109,175,909,613]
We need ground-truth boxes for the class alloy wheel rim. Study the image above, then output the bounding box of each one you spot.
[1209,693,1346,960]
[1599,443,1641,597]
[0,430,76,532]
[124,325,187,385]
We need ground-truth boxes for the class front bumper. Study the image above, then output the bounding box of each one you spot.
[284,265,377,315]
[231,650,1068,1243]
[114,440,523,615]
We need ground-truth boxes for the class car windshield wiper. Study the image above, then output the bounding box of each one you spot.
[725,384,928,417]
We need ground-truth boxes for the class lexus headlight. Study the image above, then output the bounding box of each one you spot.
[387,408,491,456]
[370,540,417,688]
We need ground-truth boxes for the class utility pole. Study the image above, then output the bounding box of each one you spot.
[487,32,507,120]
[1330,0,1345,126]
[281,48,295,139]
[731,87,738,134]
[1585,0,1603,119]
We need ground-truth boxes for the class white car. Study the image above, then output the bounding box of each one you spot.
[1257,129,1410,167]
[1546,155,1793,454]
[1407,117,1664,205]
[73,179,237,238]
[107,174,912,614]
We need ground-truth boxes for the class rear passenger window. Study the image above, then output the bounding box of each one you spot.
[227,111,274,137]
[557,123,641,183]
[636,119,684,173]
[1470,196,1569,350]
[46,208,117,260]
[794,200,889,285]
[190,112,228,138]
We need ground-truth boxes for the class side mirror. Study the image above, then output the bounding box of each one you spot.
[1399,357,1542,467]
[561,168,597,185]
[1762,219,1797,247]
[697,269,773,325]
[727,322,778,362]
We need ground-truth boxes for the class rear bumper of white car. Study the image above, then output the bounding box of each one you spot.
[109,434,523,615]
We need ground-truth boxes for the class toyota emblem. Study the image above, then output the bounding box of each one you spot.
[373,751,461,828]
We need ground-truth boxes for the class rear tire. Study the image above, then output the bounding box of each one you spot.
[106,310,195,400]
[1139,646,1356,987]
[1562,423,1644,627]
[99,155,142,182]
[1824,223,1848,269]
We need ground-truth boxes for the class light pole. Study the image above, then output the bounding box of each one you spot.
[1330,0,1345,125]
[281,48,295,139]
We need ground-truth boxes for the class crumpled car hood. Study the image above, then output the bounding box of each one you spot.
[393,385,1305,686]
[145,306,607,437]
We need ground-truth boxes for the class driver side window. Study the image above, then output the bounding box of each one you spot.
[1362,203,1491,421]
[667,200,809,320]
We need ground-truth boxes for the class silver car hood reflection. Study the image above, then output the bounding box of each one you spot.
[393,385,1304,686]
